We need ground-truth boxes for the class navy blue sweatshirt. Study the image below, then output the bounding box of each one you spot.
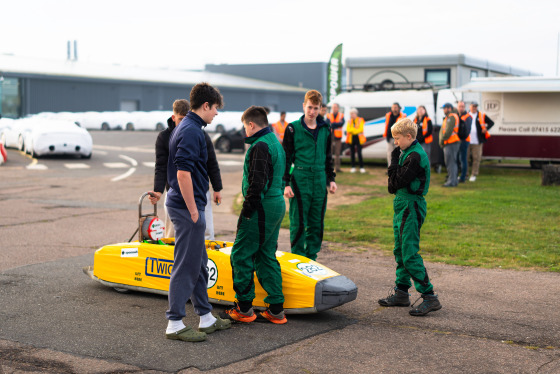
[166,112,209,212]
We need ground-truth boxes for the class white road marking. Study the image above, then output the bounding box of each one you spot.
[93,144,153,153]
[219,160,243,166]
[110,154,138,182]
[143,162,155,168]
[111,167,137,182]
[119,154,138,166]
[104,162,129,168]
[93,150,108,155]
[26,159,47,170]
[64,163,90,169]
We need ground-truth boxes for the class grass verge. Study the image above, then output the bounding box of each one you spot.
[323,166,559,271]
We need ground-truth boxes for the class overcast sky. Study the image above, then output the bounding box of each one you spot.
[2,0,559,76]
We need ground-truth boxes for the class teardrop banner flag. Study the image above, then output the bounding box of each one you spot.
[327,43,343,104]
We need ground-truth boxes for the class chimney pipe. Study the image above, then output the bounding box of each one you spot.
[67,41,71,60]
[73,40,78,61]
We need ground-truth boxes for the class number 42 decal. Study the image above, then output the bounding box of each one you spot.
[206,259,218,288]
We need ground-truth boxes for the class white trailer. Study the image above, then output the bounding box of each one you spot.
[460,77,560,167]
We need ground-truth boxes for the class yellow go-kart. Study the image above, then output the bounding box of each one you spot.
[84,193,358,314]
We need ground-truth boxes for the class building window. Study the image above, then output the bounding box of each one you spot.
[470,70,479,80]
[0,77,21,118]
[424,69,450,87]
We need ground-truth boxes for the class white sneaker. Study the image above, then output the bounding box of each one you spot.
[350,168,356,173]
[360,168,366,174]
[469,175,476,182]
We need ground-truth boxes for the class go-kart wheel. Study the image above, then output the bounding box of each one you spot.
[216,124,225,134]
[113,287,131,293]
[126,123,134,131]
[101,123,110,131]
[156,123,165,131]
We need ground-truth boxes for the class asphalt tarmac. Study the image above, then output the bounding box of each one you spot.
[0,131,559,373]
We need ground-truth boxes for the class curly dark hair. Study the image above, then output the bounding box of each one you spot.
[190,82,224,110]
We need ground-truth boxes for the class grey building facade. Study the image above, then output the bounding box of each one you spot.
[0,55,309,118]
[206,62,328,100]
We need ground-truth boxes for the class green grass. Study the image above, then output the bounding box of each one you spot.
[322,167,560,272]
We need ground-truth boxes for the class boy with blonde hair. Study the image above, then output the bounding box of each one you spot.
[378,118,442,316]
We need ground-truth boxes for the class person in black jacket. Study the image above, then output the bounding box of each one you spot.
[149,99,223,239]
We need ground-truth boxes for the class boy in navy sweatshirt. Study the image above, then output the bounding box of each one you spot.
[165,83,231,342]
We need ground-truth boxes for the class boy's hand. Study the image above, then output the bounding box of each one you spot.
[213,191,222,205]
[148,191,162,205]
[190,210,199,223]
[284,186,294,198]
[391,147,401,159]
[328,182,337,194]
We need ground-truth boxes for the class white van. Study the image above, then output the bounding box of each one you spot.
[329,88,466,159]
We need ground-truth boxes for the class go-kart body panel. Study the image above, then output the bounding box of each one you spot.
[87,239,357,314]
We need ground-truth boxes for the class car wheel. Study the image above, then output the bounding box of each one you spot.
[126,123,134,131]
[81,153,92,159]
[156,123,165,131]
[18,135,25,151]
[216,137,232,153]
[216,124,225,134]
[101,122,110,131]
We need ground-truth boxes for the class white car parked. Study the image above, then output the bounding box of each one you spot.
[23,119,93,158]
[1,117,39,151]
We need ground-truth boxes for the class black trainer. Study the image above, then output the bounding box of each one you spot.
[378,288,410,307]
[409,293,442,316]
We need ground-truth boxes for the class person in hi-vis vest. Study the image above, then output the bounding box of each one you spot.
[271,111,289,143]
[413,105,433,161]
[326,103,345,173]
[439,103,461,187]
[383,102,407,167]
[467,102,494,182]
[346,108,366,173]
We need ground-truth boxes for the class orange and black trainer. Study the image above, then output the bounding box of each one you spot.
[258,309,288,324]
[221,303,256,323]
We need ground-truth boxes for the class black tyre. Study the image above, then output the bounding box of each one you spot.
[113,287,131,294]
[101,122,110,131]
[216,137,232,153]
[216,124,225,134]
[81,153,92,159]
[530,160,544,169]
[156,123,165,131]
[126,123,134,131]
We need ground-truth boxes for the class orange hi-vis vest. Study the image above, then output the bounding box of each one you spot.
[414,116,433,144]
[478,112,491,140]
[384,112,407,138]
[327,112,344,138]
[443,113,460,145]
[461,113,471,142]
[272,120,288,141]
